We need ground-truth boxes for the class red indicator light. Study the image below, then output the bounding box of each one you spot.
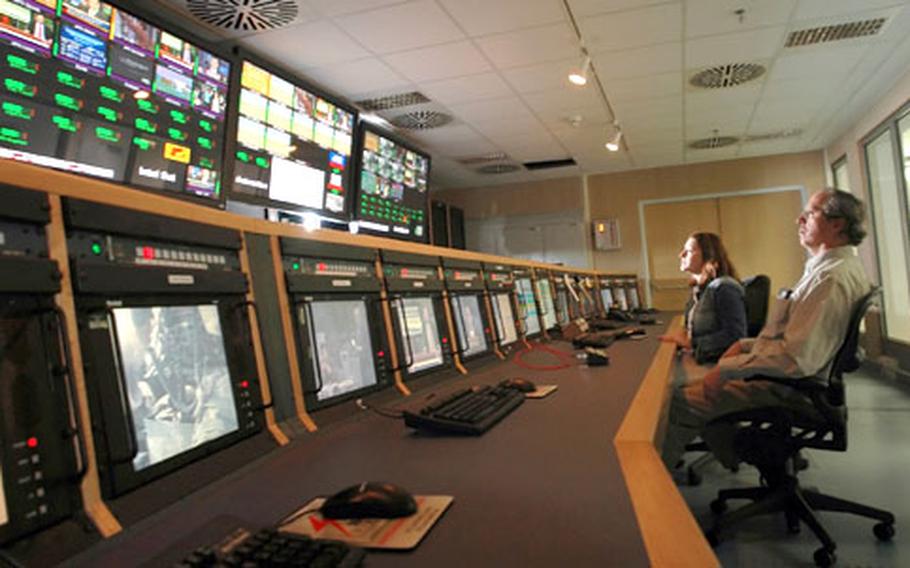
[317,262,327,272]
[485,327,491,333]
[26,437,38,448]
[442,337,448,343]
[377,350,385,357]
[142,246,154,259]
[240,380,249,389]
[401,268,409,276]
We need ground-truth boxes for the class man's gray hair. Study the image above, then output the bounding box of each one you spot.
[820,189,867,246]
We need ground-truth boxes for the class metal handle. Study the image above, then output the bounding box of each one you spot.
[104,308,140,465]
[234,300,273,410]
[394,297,415,370]
[45,306,88,481]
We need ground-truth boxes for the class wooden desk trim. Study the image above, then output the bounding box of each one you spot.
[613,316,719,567]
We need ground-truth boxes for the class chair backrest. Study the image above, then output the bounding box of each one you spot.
[826,287,881,406]
[741,275,770,337]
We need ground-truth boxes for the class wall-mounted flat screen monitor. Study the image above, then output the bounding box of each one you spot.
[354,124,429,242]
[112,304,239,471]
[0,0,230,204]
[229,58,355,220]
[307,299,378,401]
[451,295,487,357]
[394,297,443,373]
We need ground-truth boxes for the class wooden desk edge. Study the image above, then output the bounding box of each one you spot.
[614,316,719,567]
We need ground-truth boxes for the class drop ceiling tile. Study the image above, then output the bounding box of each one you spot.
[334,1,464,54]
[521,86,603,115]
[612,96,681,122]
[579,3,682,52]
[592,42,682,80]
[418,72,514,106]
[248,21,370,70]
[449,97,535,124]
[685,147,740,162]
[476,119,553,145]
[384,41,491,82]
[538,105,610,130]
[685,0,797,38]
[686,26,787,68]
[567,0,672,18]
[475,23,580,69]
[793,0,908,21]
[760,75,841,102]
[307,0,408,17]
[770,44,867,81]
[686,84,762,116]
[607,72,682,102]
[438,0,564,36]
[502,138,570,162]
[501,58,580,93]
[304,57,411,97]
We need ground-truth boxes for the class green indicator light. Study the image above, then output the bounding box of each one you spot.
[236,150,250,162]
[132,136,153,150]
[199,119,212,133]
[7,54,37,74]
[215,179,221,196]
[135,117,156,134]
[97,106,119,122]
[5,78,36,98]
[95,126,121,143]
[91,243,103,255]
[167,128,187,141]
[99,85,123,102]
[1,101,32,120]
[54,93,81,111]
[106,65,111,77]
[0,127,26,146]
[292,262,300,271]
[197,136,212,150]
[52,115,78,132]
[55,71,84,89]
[170,110,187,124]
[136,99,158,114]
[254,157,269,169]
[200,157,214,168]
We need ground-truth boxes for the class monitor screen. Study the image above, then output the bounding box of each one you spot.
[230,60,355,217]
[516,278,540,335]
[452,295,487,357]
[627,285,640,310]
[492,292,517,345]
[395,297,443,373]
[112,305,239,472]
[613,286,629,311]
[0,1,230,202]
[556,289,569,325]
[601,287,613,309]
[536,279,556,330]
[354,125,430,242]
[307,300,378,401]
[0,459,7,528]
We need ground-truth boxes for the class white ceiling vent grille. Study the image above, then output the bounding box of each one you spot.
[186,0,299,31]
[477,163,521,174]
[689,136,740,150]
[390,110,453,130]
[356,92,431,111]
[786,18,887,48]
[690,63,766,89]
[457,152,511,166]
[744,128,803,142]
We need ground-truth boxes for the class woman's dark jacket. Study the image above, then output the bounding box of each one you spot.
[684,276,747,364]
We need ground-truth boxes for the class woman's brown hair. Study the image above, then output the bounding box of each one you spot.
[691,232,739,282]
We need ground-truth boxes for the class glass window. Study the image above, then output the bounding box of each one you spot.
[536,279,556,330]
[452,295,487,357]
[394,297,443,373]
[305,300,379,400]
[491,292,518,345]
[865,129,910,343]
[832,156,851,192]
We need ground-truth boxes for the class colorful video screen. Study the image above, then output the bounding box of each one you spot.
[0,1,230,202]
[355,126,430,242]
[231,60,356,216]
[112,305,239,472]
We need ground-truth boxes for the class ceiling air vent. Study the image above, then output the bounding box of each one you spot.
[186,0,299,31]
[786,18,887,48]
[457,152,510,166]
[689,136,739,150]
[390,110,452,130]
[477,163,521,174]
[523,158,577,171]
[744,128,804,142]
[356,92,431,111]
[690,63,766,89]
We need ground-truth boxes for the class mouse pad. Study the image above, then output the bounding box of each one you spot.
[525,385,558,399]
[280,495,453,550]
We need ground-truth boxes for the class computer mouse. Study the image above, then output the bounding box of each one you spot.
[502,378,536,393]
[321,482,417,519]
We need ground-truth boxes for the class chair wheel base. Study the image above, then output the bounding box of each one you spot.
[814,547,836,567]
[873,522,895,541]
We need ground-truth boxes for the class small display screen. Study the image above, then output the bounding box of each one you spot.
[536,279,556,330]
[0,457,8,527]
[492,292,517,345]
[556,289,569,325]
[355,126,430,242]
[601,288,614,310]
[613,286,629,311]
[231,60,355,217]
[452,295,487,357]
[112,305,239,472]
[627,286,640,310]
[306,300,378,401]
[516,278,540,335]
[395,297,442,373]
[0,1,230,202]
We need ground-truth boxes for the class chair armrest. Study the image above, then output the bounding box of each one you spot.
[743,374,827,395]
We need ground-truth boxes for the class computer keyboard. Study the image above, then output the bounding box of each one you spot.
[403,383,526,435]
[175,527,365,567]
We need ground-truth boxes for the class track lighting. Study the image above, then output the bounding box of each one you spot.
[568,55,591,86]
[605,127,622,152]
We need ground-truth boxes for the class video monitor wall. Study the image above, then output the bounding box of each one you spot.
[230,59,355,218]
[354,124,429,242]
[0,0,231,202]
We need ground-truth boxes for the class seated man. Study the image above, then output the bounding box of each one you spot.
[661,189,871,469]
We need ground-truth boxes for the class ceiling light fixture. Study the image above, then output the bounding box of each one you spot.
[605,125,622,152]
[568,54,591,86]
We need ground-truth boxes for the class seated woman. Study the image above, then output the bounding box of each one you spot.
[660,232,747,366]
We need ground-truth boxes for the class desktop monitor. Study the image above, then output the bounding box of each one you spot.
[451,295,487,357]
[353,124,430,242]
[228,55,356,220]
[394,297,444,373]
[305,299,379,401]
[0,0,231,205]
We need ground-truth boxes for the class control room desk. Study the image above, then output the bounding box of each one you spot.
[71,321,716,567]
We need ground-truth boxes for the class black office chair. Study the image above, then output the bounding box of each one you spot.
[704,288,894,567]
[686,275,771,485]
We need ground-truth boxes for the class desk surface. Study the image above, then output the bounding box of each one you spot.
[71,331,672,567]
